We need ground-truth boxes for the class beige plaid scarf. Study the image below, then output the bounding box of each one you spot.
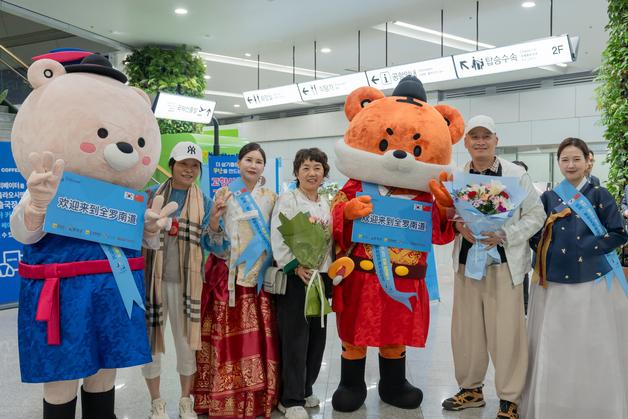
[144,179,205,354]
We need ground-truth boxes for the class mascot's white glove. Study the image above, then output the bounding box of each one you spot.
[24,151,65,231]
[144,195,178,236]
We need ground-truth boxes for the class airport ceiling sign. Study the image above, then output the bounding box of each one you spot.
[153,92,216,123]
[243,84,303,109]
[243,35,575,110]
[297,72,370,101]
[453,34,573,78]
[366,57,457,90]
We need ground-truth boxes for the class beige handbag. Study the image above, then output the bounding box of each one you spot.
[264,266,287,295]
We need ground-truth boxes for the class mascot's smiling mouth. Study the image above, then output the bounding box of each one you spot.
[335,140,452,192]
[103,141,139,171]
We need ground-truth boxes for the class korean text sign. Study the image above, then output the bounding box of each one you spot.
[208,155,239,198]
[0,142,26,305]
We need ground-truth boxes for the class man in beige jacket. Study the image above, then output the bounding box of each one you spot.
[441,115,545,419]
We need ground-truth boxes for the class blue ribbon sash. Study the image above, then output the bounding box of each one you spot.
[228,178,273,292]
[100,243,145,318]
[553,180,628,296]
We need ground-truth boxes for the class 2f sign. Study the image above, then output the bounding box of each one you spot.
[552,45,564,55]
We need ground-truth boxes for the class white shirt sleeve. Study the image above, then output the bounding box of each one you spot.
[10,191,47,245]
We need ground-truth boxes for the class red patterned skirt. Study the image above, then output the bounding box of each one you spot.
[193,255,279,418]
[332,270,430,348]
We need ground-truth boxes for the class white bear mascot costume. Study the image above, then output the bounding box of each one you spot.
[10,54,176,419]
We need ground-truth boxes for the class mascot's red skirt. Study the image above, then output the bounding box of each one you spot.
[332,271,430,347]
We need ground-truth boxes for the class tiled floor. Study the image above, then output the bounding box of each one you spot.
[0,244,502,418]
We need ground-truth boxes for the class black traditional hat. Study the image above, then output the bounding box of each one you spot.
[65,53,127,83]
[392,75,427,103]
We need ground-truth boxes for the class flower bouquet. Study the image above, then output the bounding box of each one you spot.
[445,173,527,280]
[276,211,332,326]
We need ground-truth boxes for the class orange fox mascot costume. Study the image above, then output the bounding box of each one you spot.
[331,76,463,412]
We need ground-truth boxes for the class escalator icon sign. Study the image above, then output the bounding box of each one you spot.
[0,250,22,278]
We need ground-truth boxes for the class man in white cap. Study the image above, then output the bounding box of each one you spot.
[442,115,545,419]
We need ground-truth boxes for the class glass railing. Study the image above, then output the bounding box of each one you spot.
[0,43,31,107]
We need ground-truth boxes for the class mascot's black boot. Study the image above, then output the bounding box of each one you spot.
[43,397,76,419]
[81,386,117,419]
[378,355,423,409]
[331,357,367,412]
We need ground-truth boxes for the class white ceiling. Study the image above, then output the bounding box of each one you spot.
[3,0,609,116]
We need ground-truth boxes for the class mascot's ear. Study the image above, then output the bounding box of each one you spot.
[434,104,464,145]
[27,59,66,89]
[344,86,384,121]
[131,87,152,107]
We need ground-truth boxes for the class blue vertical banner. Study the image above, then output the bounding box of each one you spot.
[425,245,440,301]
[208,155,239,198]
[0,142,26,306]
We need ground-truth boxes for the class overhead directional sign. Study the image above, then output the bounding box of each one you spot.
[243,84,302,109]
[453,34,573,78]
[366,57,457,90]
[153,92,216,123]
[297,72,369,101]
[242,35,576,109]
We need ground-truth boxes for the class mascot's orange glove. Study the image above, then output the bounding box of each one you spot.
[344,195,373,220]
[428,171,454,223]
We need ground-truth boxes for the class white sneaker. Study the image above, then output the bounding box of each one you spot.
[149,398,169,419]
[179,397,198,419]
[304,394,320,408]
[284,405,309,419]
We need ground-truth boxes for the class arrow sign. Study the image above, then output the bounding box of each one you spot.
[371,75,380,84]
[242,84,302,109]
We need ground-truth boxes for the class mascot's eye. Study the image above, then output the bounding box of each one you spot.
[413,133,421,140]
[379,139,388,152]
[443,117,451,126]
[360,99,372,108]
[386,128,394,135]
[413,146,422,157]
[138,137,146,148]
[97,128,109,139]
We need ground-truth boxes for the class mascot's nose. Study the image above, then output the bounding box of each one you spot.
[393,150,407,159]
[116,142,134,154]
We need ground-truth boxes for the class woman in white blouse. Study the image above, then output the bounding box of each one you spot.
[271,148,333,419]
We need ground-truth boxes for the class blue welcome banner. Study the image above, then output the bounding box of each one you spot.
[352,185,433,252]
[43,172,147,250]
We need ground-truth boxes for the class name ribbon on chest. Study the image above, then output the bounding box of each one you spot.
[228,178,273,292]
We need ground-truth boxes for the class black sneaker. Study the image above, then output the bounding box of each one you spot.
[496,400,519,419]
[442,386,485,411]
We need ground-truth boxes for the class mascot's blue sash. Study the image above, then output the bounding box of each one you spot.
[228,178,272,292]
[553,180,628,296]
[362,182,416,311]
[100,243,145,318]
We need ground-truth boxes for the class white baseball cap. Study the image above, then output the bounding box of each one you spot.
[169,141,203,163]
[465,115,496,135]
